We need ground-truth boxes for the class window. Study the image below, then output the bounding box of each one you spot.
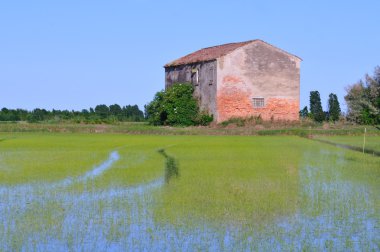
[252,98,265,108]
[192,68,199,85]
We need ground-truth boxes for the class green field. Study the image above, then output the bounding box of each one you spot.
[0,133,379,251]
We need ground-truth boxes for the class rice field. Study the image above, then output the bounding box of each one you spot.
[0,133,379,251]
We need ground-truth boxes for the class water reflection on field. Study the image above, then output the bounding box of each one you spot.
[0,148,379,251]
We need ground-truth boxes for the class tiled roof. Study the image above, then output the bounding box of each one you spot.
[164,40,253,67]
[164,39,301,67]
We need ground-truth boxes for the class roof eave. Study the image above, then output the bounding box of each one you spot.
[164,59,217,68]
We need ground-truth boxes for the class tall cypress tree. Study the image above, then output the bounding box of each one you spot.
[328,93,341,121]
[309,91,325,122]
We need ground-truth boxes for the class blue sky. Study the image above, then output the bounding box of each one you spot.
[1,0,379,112]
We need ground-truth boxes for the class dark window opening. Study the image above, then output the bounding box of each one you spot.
[253,98,265,108]
[191,68,199,86]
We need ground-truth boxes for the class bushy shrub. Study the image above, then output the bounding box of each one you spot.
[196,113,214,126]
[220,115,262,127]
[221,117,246,127]
[145,83,213,126]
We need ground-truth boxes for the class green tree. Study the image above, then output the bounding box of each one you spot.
[145,91,166,125]
[345,66,380,124]
[109,104,122,117]
[327,93,341,122]
[15,109,28,121]
[27,108,48,122]
[123,105,144,121]
[164,84,199,126]
[299,106,309,119]
[95,104,110,119]
[145,83,204,126]
[0,108,20,121]
[309,91,325,122]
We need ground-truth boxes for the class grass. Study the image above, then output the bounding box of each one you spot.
[0,133,183,187]
[0,133,109,184]
[1,121,379,136]
[153,136,303,227]
[0,132,379,250]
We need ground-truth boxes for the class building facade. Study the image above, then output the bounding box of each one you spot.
[164,40,301,122]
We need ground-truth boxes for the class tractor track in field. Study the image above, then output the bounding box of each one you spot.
[0,150,121,194]
[0,147,179,205]
[312,138,380,157]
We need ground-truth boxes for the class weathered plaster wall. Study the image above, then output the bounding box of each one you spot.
[216,41,300,122]
[165,61,217,116]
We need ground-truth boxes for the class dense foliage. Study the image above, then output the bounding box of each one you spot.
[145,83,213,126]
[309,91,325,122]
[345,66,380,125]
[0,104,144,123]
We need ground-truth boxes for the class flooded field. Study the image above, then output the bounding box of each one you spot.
[0,133,379,251]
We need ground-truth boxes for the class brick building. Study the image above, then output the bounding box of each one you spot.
[164,40,301,122]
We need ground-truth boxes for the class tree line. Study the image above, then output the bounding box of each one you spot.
[0,104,144,123]
[299,91,341,122]
[300,66,379,124]
[2,66,378,126]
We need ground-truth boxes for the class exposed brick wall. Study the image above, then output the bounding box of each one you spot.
[217,74,299,122]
